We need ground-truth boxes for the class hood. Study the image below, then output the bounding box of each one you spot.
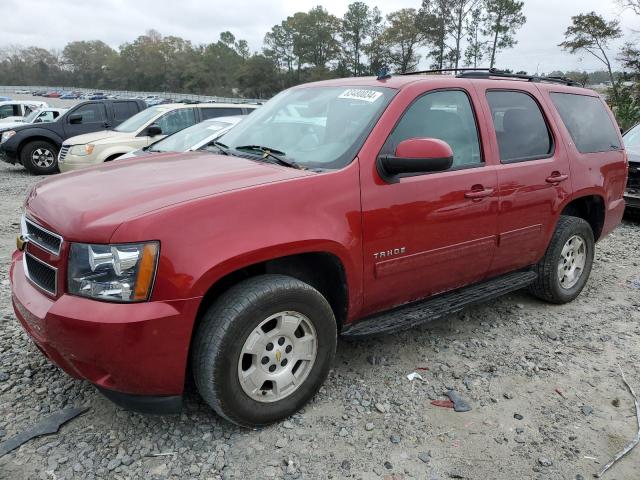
[26,151,312,242]
[63,130,133,146]
[0,121,24,131]
[0,116,25,124]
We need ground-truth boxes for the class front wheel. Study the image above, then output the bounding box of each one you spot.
[529,216,595,304]
[21,140,59,175]
[192,274,337,428]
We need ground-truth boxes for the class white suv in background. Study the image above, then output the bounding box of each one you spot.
[58,103,258,172]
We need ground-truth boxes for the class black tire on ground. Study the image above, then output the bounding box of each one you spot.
[192,274,337,428]
[529,215,595,304]
[20,140,59,175]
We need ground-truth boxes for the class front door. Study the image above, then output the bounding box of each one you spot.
[360,86,499,316]
[64,103,109,137]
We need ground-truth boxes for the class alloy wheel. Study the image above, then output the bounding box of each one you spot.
[557,234,587,289]
[237,311,318,403]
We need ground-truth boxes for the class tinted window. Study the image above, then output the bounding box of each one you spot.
[486,91,552,162]
[386,90,482,168]
[73,104,106,123]
[201,107,243,119]
[550,93,621,153]
[113,101,137,121]
[0,105,15,119]
[155,108,196,136]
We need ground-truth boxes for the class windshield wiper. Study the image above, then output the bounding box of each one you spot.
[208,141,230,156]
[234,145,302,169]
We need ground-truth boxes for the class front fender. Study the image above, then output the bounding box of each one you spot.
[110,163,365,320]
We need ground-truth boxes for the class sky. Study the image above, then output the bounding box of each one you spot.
[2,0,639,74]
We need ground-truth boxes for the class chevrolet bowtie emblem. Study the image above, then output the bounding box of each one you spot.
[16,234,27,252]
[275,350,282,362]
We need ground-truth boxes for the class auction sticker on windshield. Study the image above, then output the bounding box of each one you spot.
[338,89,383,103]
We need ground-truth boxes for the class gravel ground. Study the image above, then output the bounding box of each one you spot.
[1,161,639,480]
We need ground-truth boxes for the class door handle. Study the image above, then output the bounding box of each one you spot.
[103,122,111,129]
[464,187,494,199]
[545,173,569,184]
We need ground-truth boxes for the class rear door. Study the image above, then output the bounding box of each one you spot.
[63,103,109,138]
[360,84,499,315]
[473,82,572,275]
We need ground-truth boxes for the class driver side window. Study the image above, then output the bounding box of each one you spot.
[386,90,482,168]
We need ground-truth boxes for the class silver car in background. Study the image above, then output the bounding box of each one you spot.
[117,116,243,160]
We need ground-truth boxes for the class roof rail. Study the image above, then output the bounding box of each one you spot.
[401,68,580,87]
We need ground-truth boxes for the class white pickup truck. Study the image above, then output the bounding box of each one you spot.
[0,101,49,123]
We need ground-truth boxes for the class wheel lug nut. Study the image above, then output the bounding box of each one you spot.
[281,359,288,367]
[285,345,292,354]
[278,337,285,346]
[269,364,276,373]
[261,356,269,365]
[266,343,273,351]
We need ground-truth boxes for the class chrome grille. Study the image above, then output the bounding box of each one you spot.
[58,145,70,162]
[24,217,62,255]
[24,252,57,296]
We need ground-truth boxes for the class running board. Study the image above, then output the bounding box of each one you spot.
[341,271,537,337]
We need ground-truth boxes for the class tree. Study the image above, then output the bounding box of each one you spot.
[450,0,482,71]
[483,0,525,68]
[616,0,640,14]
[62,41,116,88]
[464,7,486,68]
[417,0,447,70]
[264,21,296,77]
[237,54,281,98]
[383,9,426,73]
[363,7,387,75]
[559,12,622,100]
[290,7,341,71]
[341,2,372,76]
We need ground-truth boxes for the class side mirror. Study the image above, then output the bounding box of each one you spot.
[68,114,82,124]
[377,138,453,181]
[146,124,162,136]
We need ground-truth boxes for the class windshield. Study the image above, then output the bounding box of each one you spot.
[624,124,640,152]
[24,109,41,123]
[114,106,167,133]
[218,86,395,169]
[149,119,237,152]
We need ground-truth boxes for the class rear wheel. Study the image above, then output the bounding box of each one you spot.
[21,140,59,175]
[529,216,594,304]
[192,274,337,428]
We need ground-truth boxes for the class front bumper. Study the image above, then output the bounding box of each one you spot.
[0,146,18,164]
[58,152,102,172]
[10,250,201,406]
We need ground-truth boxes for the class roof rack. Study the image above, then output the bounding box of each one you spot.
[401,68,580,87]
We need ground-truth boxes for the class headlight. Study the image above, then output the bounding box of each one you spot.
[1,130,16,144]
[69,144,95,156]
[68,242,159,302]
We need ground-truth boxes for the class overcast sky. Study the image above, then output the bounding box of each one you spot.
[2,0,639,73]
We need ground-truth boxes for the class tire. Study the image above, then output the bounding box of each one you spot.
[20,140,59,175]
[192,274,337,428]
[529,215,595,304]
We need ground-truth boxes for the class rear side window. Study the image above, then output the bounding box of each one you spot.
[550,93,621,153]
[486,91,552,163]
[201,107,243,119]
[386,90,482,168]
[113,101,138,122]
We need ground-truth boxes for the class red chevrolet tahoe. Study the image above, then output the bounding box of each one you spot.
[10,71,627,427]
